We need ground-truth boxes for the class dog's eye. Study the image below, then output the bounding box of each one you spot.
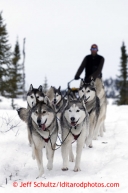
[36,96,39,99]
[69,110,71,112]
[42,111,46,114]
[82,90,84,93]
[35,110,38,114]
[87,90,90,93]
[31,96,34,99]
[76,110,80,112]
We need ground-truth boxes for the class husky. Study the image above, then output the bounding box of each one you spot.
[27,84,48,109]
[79,80,100,147]
[79,78,107,142]
[17,84,48,145]
[46,86,67,111]
[46,86,67,134]
[18,84,47,123]
[27,101,58,177]
[93,78,107,138]
[61,98,89,172]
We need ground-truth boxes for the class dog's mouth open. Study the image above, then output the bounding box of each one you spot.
[38,119,47,130]
[70,119,79,127]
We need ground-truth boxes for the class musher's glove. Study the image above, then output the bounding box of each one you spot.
[74,76,80,80]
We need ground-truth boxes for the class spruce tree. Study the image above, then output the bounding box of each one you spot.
[116,42,128,105]
[0,11,12,96]
[7,40,23,98]
[43,76,48,93]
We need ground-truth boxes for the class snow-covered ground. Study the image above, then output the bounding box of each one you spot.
[0,97,128,193]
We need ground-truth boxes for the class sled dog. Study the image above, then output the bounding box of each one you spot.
[18,84,47,123]
[93,78,107,138]
[79,78,107,141]
[79,80,100,147]
[27,101,58,177]
[46,86,67,133]
[17,84,48,145]
[61,98,89,172]
[27,84,48,109]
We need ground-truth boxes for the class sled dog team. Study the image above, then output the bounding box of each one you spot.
[17,78,107,178]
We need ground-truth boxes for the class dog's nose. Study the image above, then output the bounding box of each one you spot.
[71,117,75,122]
[37,118,41,124]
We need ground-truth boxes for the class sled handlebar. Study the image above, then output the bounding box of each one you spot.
[67,77,83,92]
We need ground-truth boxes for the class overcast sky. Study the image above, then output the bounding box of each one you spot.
[1,0,128,89]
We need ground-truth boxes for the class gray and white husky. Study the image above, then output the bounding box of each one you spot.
[79,80,100,147]
[79,78,107,143]
[93,78,107,138]
[17,84,48,145]
[27,84,47,108]
[46,86,67,133]
[27,101,58,177]
[61,98,89,172]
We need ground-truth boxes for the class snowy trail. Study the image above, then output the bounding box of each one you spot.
[0,103,128,193]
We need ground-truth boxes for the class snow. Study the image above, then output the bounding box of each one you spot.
[0,97,128,193]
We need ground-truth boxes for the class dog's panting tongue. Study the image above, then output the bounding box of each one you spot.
[41,124,46,130]
[71,122,76,126]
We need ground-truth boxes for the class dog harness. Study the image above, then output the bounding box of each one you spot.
[41,136,50,143]
[88,108,93,115]
[71,132,81,141]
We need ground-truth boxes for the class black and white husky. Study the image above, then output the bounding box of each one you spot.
[61,98,89,172]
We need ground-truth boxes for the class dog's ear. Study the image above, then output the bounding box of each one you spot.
[81,97,88,115]
[90,79,95,87]
[80,79,84,87]
[51,86,56,92]
[90,76,94,81]
[81,95,85,107]
[38,85,43,92]
[28,84,33,92]
[58,86,61,91]
[44,96,51,106]
[63,97,69,110]
[78,87,85,99]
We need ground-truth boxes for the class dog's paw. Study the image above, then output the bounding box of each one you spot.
[36,173,45,179]
[73,166,81,172]
[36,170,44,178]
[62,167,68,171]
[89,145,93,148]
[100,131,104,137]
[32,153,35,160]
[85,137,92,146]
[29,143,32,147]
[83,144,85,148]
[69,157,75,162]
[69,155,75,162]
[93,137,98,140]
[47,163,53,170]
